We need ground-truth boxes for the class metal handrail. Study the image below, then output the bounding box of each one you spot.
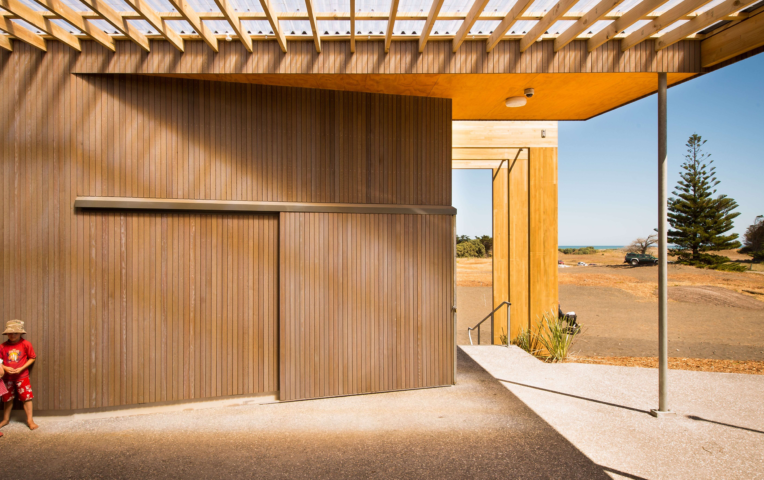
[468,301,511,346]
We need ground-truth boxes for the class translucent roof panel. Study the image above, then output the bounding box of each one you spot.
[441,0,473,12]
[471,19,500,34]
[357,0,392,12]
[526,0,561,14]
[90,20,119,34]
[18,0,48,12]
[656,19,687,35]
[431,19,461,35]
[188,0,221,13]
[11,19,43,34]
[508,19,536,35]
[143,0,175,11]
[317,20,350,34]
[568,0,601,14]
[315,0,351,12]
[622,18,650,35]
[60,0,89,11]
[399,0,433,13]
[650,0,685,16]
[356,19,388,34]
[547,19,575,35]
[128,20,155,34]
[241,20,276,34]
[271,0,307,13]
[231,0,265,11]
[584,19,610,35]
[103,0,132,11]
[483,0,520,15]
[608,0,642,16]
[203,19,237,33]
[694,0,726,15]
[167,20,195,34]
[52,19,84,35]
[393,20,425,34]
[281,19,313,35]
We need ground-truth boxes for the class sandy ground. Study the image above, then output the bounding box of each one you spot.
[463,346,764,480]
[0,350,611,479]
[456,253,764,363]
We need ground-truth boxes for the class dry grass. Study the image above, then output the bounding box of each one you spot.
[567,355,764,375]
[457,258,492,287]
[558,273,657,298]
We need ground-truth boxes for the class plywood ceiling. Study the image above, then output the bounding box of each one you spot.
[153,72,696,120]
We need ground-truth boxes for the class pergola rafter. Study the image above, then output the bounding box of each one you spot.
[0,13,46,50]
[0,0,80,50]
[125,0,183,51]
[214,0,252,52]
[655,0,759,50]
[305,0,320,52]
[554,0,625,51]
[419,0,444,52]
[453,0,490,52]
[165,0,217,52]
[259,0,286,52]
[520,0,579,52]
[31,0,114,51]
[620,0,714,51]
[587,0,670,51]
[80,0,150,51]
[0,30,10,50]
[350,0,355,52]
[486,0,535,52]
[385,0,400,53]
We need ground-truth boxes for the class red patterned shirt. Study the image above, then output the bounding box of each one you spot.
[1,339,36,379]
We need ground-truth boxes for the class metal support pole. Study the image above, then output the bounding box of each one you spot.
[652,73,674,418]
[491,313,494,345]
[506,304,511,348]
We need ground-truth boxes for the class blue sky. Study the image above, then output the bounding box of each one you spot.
[453,53,764,246]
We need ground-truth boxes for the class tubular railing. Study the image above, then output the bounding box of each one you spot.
[468,301,511,346]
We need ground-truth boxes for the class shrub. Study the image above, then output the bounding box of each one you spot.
[558,246,596,255]
[673,252,747,272]
[456,239,486,258]
[511,311,580,363]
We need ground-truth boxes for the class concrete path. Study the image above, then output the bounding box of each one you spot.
[462,345,764,480]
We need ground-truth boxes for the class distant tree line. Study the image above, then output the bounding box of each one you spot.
[456,235,492,258]
[558,247,597,255]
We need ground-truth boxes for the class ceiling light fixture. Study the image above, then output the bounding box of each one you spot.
[505,96,527,108]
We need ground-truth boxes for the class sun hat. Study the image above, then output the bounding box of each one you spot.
[3,319,26,335]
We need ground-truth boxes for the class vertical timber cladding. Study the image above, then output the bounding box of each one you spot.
[279,213,455,401]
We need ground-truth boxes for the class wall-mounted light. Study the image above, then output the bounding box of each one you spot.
[226,33,232,42]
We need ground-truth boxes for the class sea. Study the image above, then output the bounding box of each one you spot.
[558,246,624,250]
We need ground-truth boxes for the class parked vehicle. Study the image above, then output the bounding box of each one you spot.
[577,262,588,266]
[558,260,565,265]
[625,252,658,266]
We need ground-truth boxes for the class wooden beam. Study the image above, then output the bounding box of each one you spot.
[621,0,714,51]
[656,0,758,50]
[214,0,252,52]
[124,0,184,51]
[453,0,490,51]
[588,0,670,51]
[165,0,217,51]
[305,0,320,52]
[419,0,444,52]
[75,197,457,215]
[80,0,150,51]
[554,0,624,51]
[0,32,11,51]
[385,0,399,53]
[485,0,535,52]
[0,14,46,50]
[701,9,764,66]
[350,0,355,52]
[259,0,287,52]
[520,0,579,52]
[31,0,114,51]
[0,0,79,50]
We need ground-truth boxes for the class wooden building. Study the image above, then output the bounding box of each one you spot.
[1,0,762,411]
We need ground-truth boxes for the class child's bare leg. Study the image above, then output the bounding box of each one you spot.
[0,400,12,428]
[23,400,37,430]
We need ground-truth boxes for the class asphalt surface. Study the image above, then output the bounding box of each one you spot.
[2,349,608,479]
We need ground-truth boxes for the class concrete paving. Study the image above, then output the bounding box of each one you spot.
[3,347,762,479]
[462,345,764,480]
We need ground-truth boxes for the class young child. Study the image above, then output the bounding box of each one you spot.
[0,320,37,431]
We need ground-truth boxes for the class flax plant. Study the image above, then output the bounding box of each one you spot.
[511,311,579,363]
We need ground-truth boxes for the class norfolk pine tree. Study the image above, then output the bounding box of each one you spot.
[667,134,741,260]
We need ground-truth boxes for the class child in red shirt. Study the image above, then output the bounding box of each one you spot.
[0,320,38,431]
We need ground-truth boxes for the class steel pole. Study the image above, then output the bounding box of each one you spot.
[652,73,673,418]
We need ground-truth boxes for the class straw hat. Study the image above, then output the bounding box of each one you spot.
[3,319,26,335]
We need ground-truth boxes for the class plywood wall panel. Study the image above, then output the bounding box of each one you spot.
[280,212,454,401]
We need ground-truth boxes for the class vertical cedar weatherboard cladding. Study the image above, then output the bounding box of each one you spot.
[279,213,455,401]
[0,43,452,410]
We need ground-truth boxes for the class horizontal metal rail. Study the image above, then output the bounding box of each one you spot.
[468,301,510,346]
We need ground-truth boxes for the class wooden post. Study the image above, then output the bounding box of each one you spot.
[492,166,509,344]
